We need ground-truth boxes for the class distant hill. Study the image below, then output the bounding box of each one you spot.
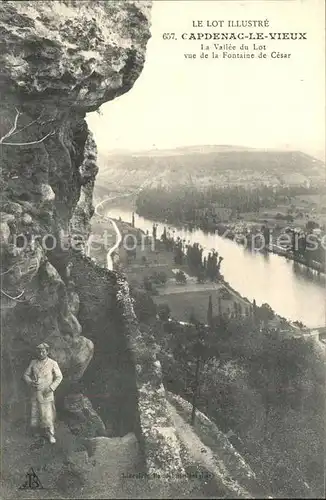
[96,146,325,193]
[119,144,254,157]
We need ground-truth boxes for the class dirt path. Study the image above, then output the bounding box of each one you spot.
[1,419,81,499]
[159,282,223,296]
[167,402,253,499]
[93,197,123,270]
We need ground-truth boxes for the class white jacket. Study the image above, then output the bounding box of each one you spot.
[23,357,63,403]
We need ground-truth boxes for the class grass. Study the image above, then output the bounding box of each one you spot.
[117,233,180,283]
[154,290,217,324]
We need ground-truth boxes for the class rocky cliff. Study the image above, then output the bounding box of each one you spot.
[0,2,268,498]
[0,0,151,485]
[0,0,151,404]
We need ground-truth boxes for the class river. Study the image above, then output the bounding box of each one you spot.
[107,206,326,328]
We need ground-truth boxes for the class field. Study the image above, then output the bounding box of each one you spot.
[239,191,326,231]
[89,215,222,323]
[154,289,219,324]
[113,220,252,324]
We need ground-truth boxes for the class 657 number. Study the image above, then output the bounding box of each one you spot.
[162,33,177,40]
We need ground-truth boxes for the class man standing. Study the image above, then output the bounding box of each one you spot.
[23,343,63,444]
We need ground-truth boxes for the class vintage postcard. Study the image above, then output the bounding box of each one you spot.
[0,0,325,498]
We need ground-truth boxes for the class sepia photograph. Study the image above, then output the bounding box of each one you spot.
[0,0,325,498]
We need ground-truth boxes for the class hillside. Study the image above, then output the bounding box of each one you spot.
[96,147,325,192]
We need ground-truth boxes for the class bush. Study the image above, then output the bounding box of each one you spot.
[132,289,156,322]
[149,271,167,286]
[196,270,205,283]
[157,271,167,284]
[256,303,274,323]
[157,303,171,321]
[175,270,187,284]
[156,318,325,498]
[143,276,153,291]
[306,220,319,231]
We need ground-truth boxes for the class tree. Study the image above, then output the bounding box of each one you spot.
[149,271,167,286]
[152,223,157,240]
[161,226,167,242]
[257,302,274,325]
[189,308,197,326]
[253,299,258,323]
[196,269,205,284]
[158,271,167,285]
[207,295,213,327]
[217,296,222,316]
[143,276,153,292]
[306,220,319,231]
[126,247,136,261]
[132,288,156,322]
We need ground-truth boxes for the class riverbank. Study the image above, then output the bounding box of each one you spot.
[136,212,326,276]
[115,220,255,307]
[101,205,326,328]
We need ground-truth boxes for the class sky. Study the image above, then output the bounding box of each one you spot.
[87,0,325,160]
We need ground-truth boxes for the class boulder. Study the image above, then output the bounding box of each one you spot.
[21,213,33,225]
[63,392,107,438]
[0,1,151,111]
[0,221,11,245]
[0,212,15,224]
[49,335,94,382]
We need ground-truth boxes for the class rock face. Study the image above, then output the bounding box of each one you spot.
[0,1,151,111]
[0,0,151,414]
[70,131,98,243]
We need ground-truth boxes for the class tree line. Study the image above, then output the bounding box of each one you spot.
[136,184,317,224]
[137,185,325,269]
[160,225,223,282]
